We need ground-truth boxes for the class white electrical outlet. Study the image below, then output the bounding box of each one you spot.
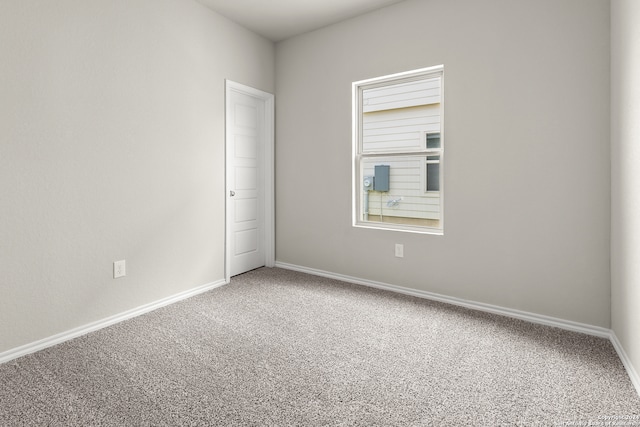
[113,260,126,279]
[395,244,404,258]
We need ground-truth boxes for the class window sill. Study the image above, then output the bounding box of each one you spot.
[353,222,444,236]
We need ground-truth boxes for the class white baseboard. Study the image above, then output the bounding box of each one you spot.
[3,264,639,399]
[275,262,640,397]
[275,262,610,337]
[0,279,228,365]
[610,331,640,397]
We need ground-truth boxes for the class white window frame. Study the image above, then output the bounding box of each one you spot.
[352,65,444,235]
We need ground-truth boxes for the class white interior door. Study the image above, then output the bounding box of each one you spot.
[226,82,274,279]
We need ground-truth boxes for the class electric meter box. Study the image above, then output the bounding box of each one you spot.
[374,165,390,192]
[363,176,374,190]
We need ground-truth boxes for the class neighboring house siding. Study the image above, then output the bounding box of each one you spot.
[363,78,441,113]
[363,157,441,220]
[361,78,441,220]
[362,105,440,152]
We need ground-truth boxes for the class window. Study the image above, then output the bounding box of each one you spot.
[352,66,444,234]
[425,132,441,192]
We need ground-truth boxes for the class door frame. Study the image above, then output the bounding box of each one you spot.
[225,80,275,283]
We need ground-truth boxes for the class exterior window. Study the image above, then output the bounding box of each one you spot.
[352,66,444,233]
[425,133,441,192]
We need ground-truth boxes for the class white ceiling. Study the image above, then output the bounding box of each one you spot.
[196,0,406,42]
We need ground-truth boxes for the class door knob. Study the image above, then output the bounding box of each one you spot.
[230,190,236,197]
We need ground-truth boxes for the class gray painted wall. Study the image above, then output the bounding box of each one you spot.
[611,0,640,390]
[275,0,611,327]
[0,0,275,353]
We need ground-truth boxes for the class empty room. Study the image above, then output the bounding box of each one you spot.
[1,0,639,425]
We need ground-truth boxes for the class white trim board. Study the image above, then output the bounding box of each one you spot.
[274,261,640,397]
[2,264,638,399]
[610,332,640,396]
[275,262,609,337]
[0,279,227,365]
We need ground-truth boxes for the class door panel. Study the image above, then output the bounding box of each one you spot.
[235,199,258,222]
[235,229,258,255]
[228,89,265,276]
[235,167,257,190]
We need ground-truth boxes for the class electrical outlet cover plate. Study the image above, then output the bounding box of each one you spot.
[395,244,404,258]
[113,260,126,278]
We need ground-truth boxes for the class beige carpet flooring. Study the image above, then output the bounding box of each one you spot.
[1,267,638,426]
